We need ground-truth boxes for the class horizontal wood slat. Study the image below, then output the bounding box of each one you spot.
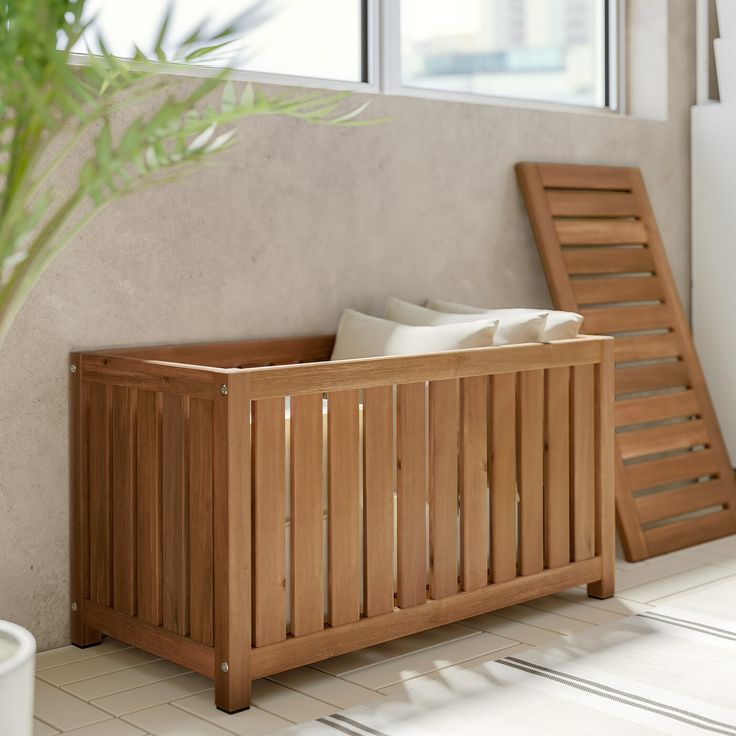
[536,163,635,190]
[644,510,736,557]
[618,420,709,461]
[615,362,690,395]
[548,190,640,218]
[572,276,662,305]
[626,449,719,492]
[615,390,699,428]
[564,248,655,276]
[581,305,672,334]
[635,480,728,525]
[556,219,647,245]
[614,333,680,363]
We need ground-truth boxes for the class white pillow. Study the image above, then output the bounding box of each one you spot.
[427,299,583,341]
[385,297,546,346]
[331,309,498,361]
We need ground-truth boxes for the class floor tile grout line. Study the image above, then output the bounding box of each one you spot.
[37,658,167,688]
[260,672,386,706]
[488,609,585,636]
[164,701,250,736]
[315,629,485,678]
[614,561,734,593]
[521,601,627,625]
[615,569,736,603]
[58,669,196,702]
[645,571,736,605]
[88,683,215,718]
[35,645,135,672]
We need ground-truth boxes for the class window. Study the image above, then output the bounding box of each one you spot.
[399,0,610,108]
[70,0,618,112]
[73,0,368,83]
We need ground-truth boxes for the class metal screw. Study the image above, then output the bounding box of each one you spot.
[219,384,228,396]
[70,364,77,374]
[220,661,229,673]
[71,602,78,612]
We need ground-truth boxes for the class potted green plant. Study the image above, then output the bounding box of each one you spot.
[0,0,372,346]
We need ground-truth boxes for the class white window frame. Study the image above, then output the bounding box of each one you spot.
[69,0,624,114]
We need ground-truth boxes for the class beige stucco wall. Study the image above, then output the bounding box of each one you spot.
[0,1,695,651]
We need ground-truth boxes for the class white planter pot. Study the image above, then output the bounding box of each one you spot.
[717,0,736,38]
[715,38,736,102]
[0,621,36,736]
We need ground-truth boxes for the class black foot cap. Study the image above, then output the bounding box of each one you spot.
[71,640,103,649]
[217,705,251,715]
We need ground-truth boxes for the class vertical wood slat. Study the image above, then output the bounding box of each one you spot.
[189,398,214,646]
[290,393,325,636]
[460,377,489,591]
[252,398,287,646]
[363,386,395,617]
[136,390,162,626]
[112,386,137,616]
[429,380,459,600]
[396,382,427,609]
[328,390,361,627]
[518,370,545,576]
[491,373,517,583]
[545,368,571,569]
[162,394,190,636]
[572,364,596,561]
[88,381,112,607]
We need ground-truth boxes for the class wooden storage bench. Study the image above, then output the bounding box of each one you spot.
[69,334,615,712]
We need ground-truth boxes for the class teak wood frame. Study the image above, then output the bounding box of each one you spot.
[516,161,736,562]
[70,334,615,712]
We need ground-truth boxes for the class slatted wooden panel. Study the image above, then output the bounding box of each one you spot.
[517,161,736,560]
[252,398,287,646]
[290,393,325,636]
[363,386,395,617]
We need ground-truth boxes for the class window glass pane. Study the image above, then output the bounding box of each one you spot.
[401,0,608,107]
[73,0,365,82]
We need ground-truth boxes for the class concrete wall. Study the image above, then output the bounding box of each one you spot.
[0,1,695,650]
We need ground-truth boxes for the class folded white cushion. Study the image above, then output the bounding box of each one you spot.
[385,297,546,346]
[427,299,583,341]
[331,309,498,361]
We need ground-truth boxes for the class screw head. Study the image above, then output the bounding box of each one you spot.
[220,661,229,673]
[71,602,78,612]
[219,384,228,396]
[70,364,77,374]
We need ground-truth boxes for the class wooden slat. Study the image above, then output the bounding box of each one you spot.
[363,386,395,617]
[252,398,287,646]
[573,276,662,305]
[615,390,699,428]
[615,362,690,395]
[162,394,189,637]
[517,370,544,575]
[536,162,635,191]
[112,386,136,616]
[429,380,459,600]
[189,398,214,647]
[618,420,709,461]
[459,376,489,591]
[491,373,517,583]
[396,382,427,608]
[636,480,728,525]
[614,333,680,363]
[290,393,325,636]
[556,219,647,245]
[563,247,655,276]
[88,382,112,607]
[571,365,596,561]
[136,391,162,626]
[581,305,671,334]
[545,367,571,569]
[327,390,361,627]
[547,190,639,217]
[644,510,736,557]
[626,449,719,492]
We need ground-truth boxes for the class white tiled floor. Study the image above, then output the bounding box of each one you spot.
[32,535,736,736]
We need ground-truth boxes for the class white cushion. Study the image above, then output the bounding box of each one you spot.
[385,296,546,346]
[427,299,583,341]
[331,309,498,361]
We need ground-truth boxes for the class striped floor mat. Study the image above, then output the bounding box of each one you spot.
[275,579,736,735]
